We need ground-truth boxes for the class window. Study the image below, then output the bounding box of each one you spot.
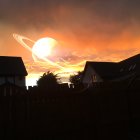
[129,65,133,71]
[132,64,136,70]
[92,74,96,82]
[129,64,136,71]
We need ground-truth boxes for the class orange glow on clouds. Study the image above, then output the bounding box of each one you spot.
[13,29,140,86]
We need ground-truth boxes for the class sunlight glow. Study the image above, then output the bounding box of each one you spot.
[26,73,42,87]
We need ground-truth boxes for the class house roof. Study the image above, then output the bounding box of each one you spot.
[119,54,140,74]
[0,56,28,76]
[84,61,119,80]
[83,53,140,81]
[120,53,140,63]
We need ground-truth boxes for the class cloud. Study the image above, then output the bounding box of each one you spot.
[1,0,140,54]
[1,0,140,31]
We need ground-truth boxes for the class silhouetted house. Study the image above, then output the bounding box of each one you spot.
[0,82,27,96]
[82,62,117,85]
[0,56,28,87]
[118,54,140,80]
[82,54,140,86]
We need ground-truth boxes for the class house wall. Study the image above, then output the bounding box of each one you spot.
[0,77,7,85]
[0,76,26,87]
[15,76,26,87]
[82,65,103,86]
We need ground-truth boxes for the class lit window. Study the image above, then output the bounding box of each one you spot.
[93,74,96,81]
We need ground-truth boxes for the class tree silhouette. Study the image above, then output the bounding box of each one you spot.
[37,71,60,88]
[69,71,83,86]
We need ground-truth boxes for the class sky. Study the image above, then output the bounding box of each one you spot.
[0,0,140,86]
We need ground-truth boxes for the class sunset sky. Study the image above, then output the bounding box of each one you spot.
[0,0,140,86]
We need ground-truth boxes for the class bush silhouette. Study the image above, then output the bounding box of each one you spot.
[69,71,83,86]
[37,71,60,88]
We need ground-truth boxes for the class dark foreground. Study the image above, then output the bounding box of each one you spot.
[0,82,140,140]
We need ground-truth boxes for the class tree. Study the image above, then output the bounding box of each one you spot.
[37,71,60,88]
[69,71,83,86]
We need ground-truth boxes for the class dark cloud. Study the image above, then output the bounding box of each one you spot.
[0,0,87,28]
[1,0,140,32]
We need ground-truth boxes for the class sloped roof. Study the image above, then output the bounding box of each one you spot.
[0,56,28,76]
[85,61,119,80]
[119,53,140,75]
[83,53,140,81]
[120,53,140,63]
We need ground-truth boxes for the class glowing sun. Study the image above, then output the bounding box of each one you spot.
[32,37,57,59]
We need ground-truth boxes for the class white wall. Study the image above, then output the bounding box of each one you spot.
[0,76,26,87]
[82,65,103,86]
[15,76,26,87]
[0,77,7,85]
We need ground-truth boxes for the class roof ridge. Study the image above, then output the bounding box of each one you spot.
[87,61,117,63]
[0,56,21,58]
[119,53,140,63]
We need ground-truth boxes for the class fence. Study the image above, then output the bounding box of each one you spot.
[0,82,140,139]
